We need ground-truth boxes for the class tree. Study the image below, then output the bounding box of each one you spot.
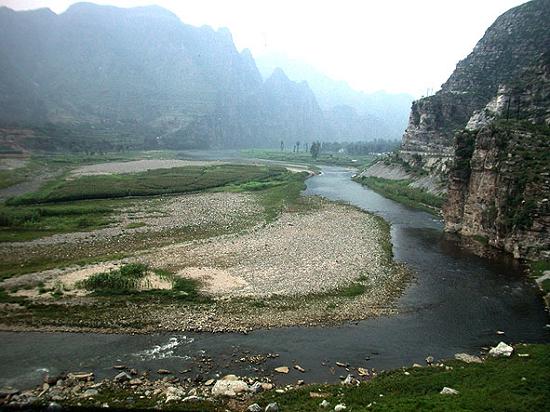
[296,141,300,152]
[280,140,284,152]
[310,141,321,159]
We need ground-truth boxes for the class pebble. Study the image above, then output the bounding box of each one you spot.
[440,387,459,395]
[248,404,262,412]
[265,402,279,412]
[334,403,347,411]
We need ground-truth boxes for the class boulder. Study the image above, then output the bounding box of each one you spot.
[0,387,19,397]
[249,382,263,393]
[334,404,347,411]
[320,399,330,408]
[489,342,513,357]
[454,353,483,364]
[113,372,131,383]
[212,378,249,397]
[440,387,459,395]
[247,404,262,412]
[265,402,279,412]
[274,366,289,374]
[81,389,99,398]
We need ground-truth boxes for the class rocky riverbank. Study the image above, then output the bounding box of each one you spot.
[1,342,541,411]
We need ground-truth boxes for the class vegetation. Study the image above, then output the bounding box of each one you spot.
[241,148,375,168]
[258,344,550,412]
[355,176,445,214]
[0,203,115,242]
[529,260,550,279]
[7,164,288,205]
[78,263,148,293]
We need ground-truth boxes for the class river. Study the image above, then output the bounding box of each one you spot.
[0,166,548,389]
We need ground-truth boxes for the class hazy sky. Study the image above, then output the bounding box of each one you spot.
[1,0,528,96]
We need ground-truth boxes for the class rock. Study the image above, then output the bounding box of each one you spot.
[265,402,279,412]
[248,404,262,412]
[412,363,422,368]
[261,383,273,391]
[220,374,239,381]
[294,364,305,373]
[211,378,249,397]
[249,382,263,393]
[182,395,204,402]
[320,399,330,408]
[129,369,138,376]
[335,362,347,367]
[334,404,347,411]
[0,387,19,397]
[440,387,459,395]
[204,379,215,386]
[67,372,94,381]
[357,367,369,376]
[496,331,505,335]
[46,402,63,411]
[489,342,514,357]
[113,365,126,370]
[454,353,483,364]
[274,366,289,374]
[82,389,98,398]
[425,356,434,365]
[44,375,59,386]
[297,379,305,385]
[157,369,172,375]
[341,374,357,386]
[518,353,530,357]
[113,372,131,383]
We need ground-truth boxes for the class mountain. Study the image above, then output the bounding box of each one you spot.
[399,0,550,174]
[255,52,413,140]
[392,0,549,259]
[0,3,327,151]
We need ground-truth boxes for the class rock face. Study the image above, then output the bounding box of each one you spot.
[400,0,550,177]
[444,54,550,260]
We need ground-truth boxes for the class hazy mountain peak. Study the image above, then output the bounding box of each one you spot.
[63,2,179,21]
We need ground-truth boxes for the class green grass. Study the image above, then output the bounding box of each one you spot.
[78,263,148,293]
[529,260,550,279]
[76,263,207,303]
[257,344,550,411]
[125,221,146,229]
[0,203,115,241]
[6,164,288,205]
[355,176,445,215]
[241,148,375,168]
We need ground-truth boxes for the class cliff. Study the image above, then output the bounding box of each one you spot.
[444,53,550,260]
[400,0,550,178]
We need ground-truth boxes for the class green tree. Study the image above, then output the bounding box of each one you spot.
[310,141,321,159]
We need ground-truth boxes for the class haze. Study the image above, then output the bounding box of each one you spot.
[0,0,529,97]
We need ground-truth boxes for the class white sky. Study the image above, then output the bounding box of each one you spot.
[1,0,529,97]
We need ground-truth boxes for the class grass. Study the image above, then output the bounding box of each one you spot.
[241,148,375,168]
[76,263,207,303]
[355,176,445,215]
[529,260,550,279]
[78,263,148,293]
[6,164,288,205]
[0,203,115,242]
[257,344,550,411]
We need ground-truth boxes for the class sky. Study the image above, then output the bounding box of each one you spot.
[1,0,529,97]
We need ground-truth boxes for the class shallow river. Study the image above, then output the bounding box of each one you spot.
[1,166,548,389]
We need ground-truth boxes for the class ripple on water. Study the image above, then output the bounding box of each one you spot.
[132,336,194,361]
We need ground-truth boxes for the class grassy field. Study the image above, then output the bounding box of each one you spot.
[355,176,445,215]
[7,164,289,205]
[257,344,550,412]
[241,148,375,168]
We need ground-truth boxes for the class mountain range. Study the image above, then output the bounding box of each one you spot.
[0,2,408,152]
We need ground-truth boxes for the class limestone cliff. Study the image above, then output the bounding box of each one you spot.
[400,0,550,178]
[444,54,550,260]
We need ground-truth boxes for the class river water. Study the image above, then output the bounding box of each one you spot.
[0,166,548,389]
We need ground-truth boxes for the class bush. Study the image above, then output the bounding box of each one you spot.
[79,263,148,293]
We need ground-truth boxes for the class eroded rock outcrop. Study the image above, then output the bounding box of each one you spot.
[400,0,550,178]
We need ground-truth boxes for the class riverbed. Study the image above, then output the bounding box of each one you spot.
[0,166,548,389]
